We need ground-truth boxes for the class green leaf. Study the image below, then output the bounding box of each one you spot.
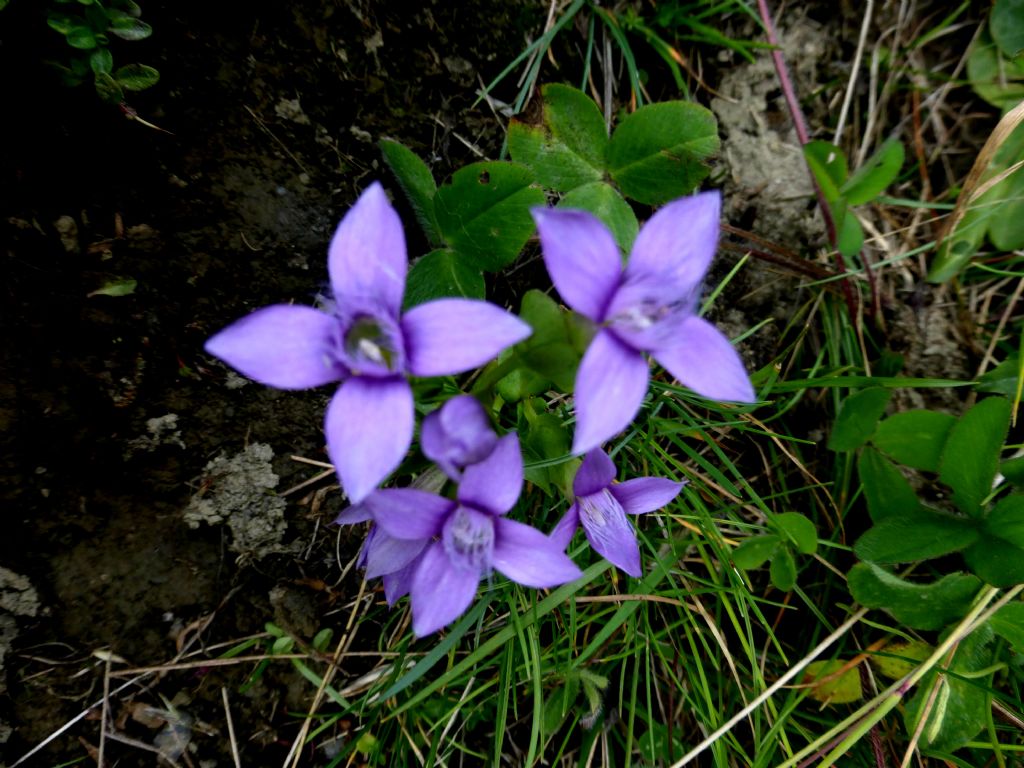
[963,493,1024,587]
[731,534,780,570]
[607,101,719,206]
[1001,454,1024,486]
[403,249,484,309]
[495,366,550,403]
[938,397,1011,517]
[541,83,608,172]
[87,277,136,297]
[434,162,544,272]
[827,387,891,451]
[514,290,580,391]
[871,410,956,472]
[271,636,294,654]
[769,547,797,591]
[978,353,1022,396]
[848,562,982,630]
[557,182,638,253]
[992,0,1024,57]
[379,139,441,246]
[522,412,571,494]
[984,136,1024,252]
[858,447,921,522]
[772,512,817,555]
[834,199,864,258]
[967,27,1024,110]
[47,13,77,34]
[904,624,994,754]
[93,71,124,104]
[841,139,905,205]
[854,510,980,564]
[989,601,1024,651]
[312,628,333,652]
[801,660,862,704]
[66,25,98,49]
[508,122,603,193]
[108,15,152,40]
[113,63,159,91]
[871,640,933,680]
[803,141,848,202]
[929,122,1024,281]
[89,47,112,75]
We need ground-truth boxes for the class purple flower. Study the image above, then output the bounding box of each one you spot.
[531,191,755,454]
[365,433,583,636]
[420,395,498,481]
[550,449,683,577]
[205,183,532,502]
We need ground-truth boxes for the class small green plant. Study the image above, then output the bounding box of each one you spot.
[41,0,159,104]
[825,389,1024,753]
[804,138,905,260]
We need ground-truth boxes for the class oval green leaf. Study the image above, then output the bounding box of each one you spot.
[93,71,124,104]
[507,120,603,193]
[557,182,638,253]
[66,25,98,49]
[113,63,159,91]
[841,139,905,206]
[769,547,797,591]
[108,16,152,41]
[827,387,891,451]
[773,512,817,555]
[379,139,440,246]
[848,562,982,630]
[541,83,608,172]
[434,161,544,272]
[871,409,956,472]
[607,101,719,205]
[858,447,921,523]
[938,396,1011,518]
[89,47,112,75]
[854,510,980,564]
[403,249,484,309]
[731,534,780,570]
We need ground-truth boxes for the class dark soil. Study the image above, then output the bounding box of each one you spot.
[0,1,546,764]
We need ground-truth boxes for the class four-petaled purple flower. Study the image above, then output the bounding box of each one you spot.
[205,182,532,502]
[363,434,583,636]
[550,449,683,577]
[531,191,755,454]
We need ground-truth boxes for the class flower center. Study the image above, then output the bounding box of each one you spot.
[338,312,405,376]
[605,275,698,351]
[443,506,495,573]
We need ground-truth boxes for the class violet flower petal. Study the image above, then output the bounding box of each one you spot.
[652,316,755,403]
[571,329,649,455]
[492,517,583,588]
[402,298,532,378]
[578,489,642,577]
[457,433,523,516]
[623,190,721,297]
[549,503,581,551]
[325,376,414,503]
[531,207,622,321]
[327,182,407,316]
[573,449,617,497]
[420,395,498,480]
[362,528,428,579]
[363,488,453,540]
[383,557,418,606]
[611,477,684,515]
[205,305,343,389]
[334,501,373,526]
[411,542,481,636]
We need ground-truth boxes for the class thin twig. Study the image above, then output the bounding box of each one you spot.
[222,687,242,768]
[833,0,875,144]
